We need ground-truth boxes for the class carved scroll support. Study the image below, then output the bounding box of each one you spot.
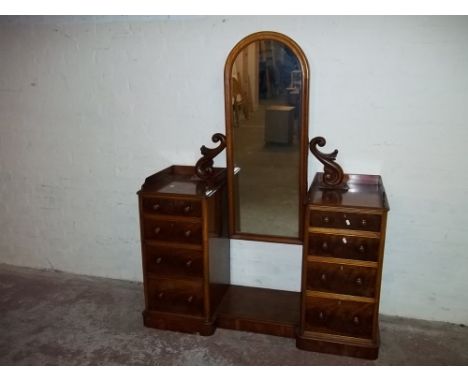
[195,133,227,181]
[309,136,349,190]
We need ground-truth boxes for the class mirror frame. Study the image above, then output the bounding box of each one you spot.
[224,31,310,244]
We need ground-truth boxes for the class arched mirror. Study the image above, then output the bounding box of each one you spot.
[224,31,309,243]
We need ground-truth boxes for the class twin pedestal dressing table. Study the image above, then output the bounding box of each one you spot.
[137,32,389,359]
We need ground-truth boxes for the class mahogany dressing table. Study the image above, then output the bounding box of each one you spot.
[137,31,389,359]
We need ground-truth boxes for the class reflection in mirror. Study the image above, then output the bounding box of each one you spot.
[231,39,303,238]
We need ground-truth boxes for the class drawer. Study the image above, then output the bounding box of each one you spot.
[308,233,380,262]
[142,197,202,218]
[309,210,381,232]
[145,245,203,279]
[306,261,377,298]
[147,278,204,316]
[143,219,203,245]
[305,296,374,339]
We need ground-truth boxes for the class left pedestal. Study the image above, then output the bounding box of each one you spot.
[137,165,230,335]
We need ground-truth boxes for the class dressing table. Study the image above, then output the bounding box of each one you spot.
[137,32,389,359]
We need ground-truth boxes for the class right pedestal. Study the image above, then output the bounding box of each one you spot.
[297,173,390,360]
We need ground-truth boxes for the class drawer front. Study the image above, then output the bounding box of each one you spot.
[307,261,377,298]
[143,220,203,245]
[308,233,380,262]
[305,296,374,339]
[142,197,202,218]
[309,210,381,232]
[145,245,203,279]
[147,278,203,316]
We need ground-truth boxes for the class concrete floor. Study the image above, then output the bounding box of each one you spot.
[0,263,467,365]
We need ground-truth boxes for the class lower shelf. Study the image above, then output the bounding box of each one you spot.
[216,285,300,338]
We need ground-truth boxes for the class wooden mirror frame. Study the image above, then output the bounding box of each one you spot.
[224,31,310,244]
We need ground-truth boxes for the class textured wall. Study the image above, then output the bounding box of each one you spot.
[1,16,467,324]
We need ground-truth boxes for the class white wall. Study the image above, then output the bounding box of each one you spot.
[1,16,468,325]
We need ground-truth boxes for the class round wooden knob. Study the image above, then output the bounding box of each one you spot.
[152,203,160,211]
[353,316,360,325]
[320,273,327,282]
[184,230,192,237]
[156,257,162,264]
[319,311,325,320]
[154,227,161,234]
[355,277,363,286]
[321,242,328,251]
[185,259,193,267]
[187,296,194,303]
[358,244,366,253]
[183,204,192,213]
[157,292,164,299]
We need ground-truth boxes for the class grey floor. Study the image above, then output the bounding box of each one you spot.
[0,263,467,366]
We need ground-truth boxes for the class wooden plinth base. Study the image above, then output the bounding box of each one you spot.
[143,310,216,336]
[296,331,379,360]
[143,286,380,360]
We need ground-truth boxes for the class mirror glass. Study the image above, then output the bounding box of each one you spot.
[230,39,303,238]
